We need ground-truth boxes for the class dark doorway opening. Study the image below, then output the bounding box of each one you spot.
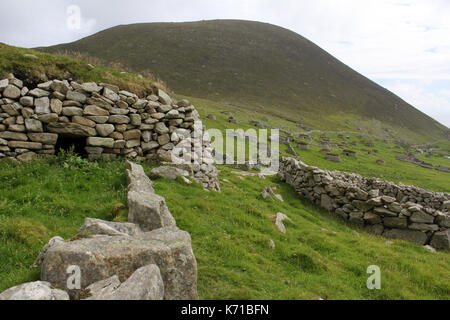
[54,135,87,157]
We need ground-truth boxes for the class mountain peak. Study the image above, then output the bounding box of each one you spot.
[40,20,449,141]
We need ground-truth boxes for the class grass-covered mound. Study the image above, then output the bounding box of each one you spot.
[0,156,449,299]
[0,42,166,96]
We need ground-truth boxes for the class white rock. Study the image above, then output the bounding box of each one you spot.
[0,281,69,300]
[274,212,291,234]
[85,265,164,300]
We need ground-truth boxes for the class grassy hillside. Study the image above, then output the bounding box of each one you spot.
[186,95,450,193]
[40,20,449,142]
[1,158,449,299]
[1,90,449,299]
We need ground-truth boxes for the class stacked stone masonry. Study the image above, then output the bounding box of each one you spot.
[278,157,450,250]
[0,75,219,191]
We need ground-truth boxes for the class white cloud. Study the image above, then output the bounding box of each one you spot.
[378,79,450,127]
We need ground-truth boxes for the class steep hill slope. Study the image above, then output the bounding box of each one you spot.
[40,20,449,141]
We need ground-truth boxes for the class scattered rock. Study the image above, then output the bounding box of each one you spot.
[228,117,238,124]
[232,171,266,179]
[85,265,164,300]
[261,187,283,202]
[41,226,197,300]
[23,53,38,59]
[150,166,189,180]
[0,281,69,300]
[261,188,271,199]
[274,212,291,234]
[269,240,275,250]
[181,176,192,184]
[325,153,341,162]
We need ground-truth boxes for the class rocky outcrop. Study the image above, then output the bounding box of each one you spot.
[0,75,219,191]
[279,157,450,250]
[261,187,284,202]
[273,212,291,234]
[2,162,198,300]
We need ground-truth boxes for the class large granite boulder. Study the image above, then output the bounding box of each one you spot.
[274,212,291,234]
[40,226,198,300]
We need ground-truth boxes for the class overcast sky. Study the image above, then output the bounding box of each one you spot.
[1,0,449,127]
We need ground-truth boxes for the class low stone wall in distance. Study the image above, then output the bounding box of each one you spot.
[278,157,450,250]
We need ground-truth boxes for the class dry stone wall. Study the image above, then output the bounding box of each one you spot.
[0,75,219,190]
[278,157,450,250]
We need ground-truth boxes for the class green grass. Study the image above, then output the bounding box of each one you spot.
[0,158,448,299]
[288,132,450,193]
[0,42,166,96]
[0,158,128,290]
[40,20,449,143]
[179,95,450,192]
